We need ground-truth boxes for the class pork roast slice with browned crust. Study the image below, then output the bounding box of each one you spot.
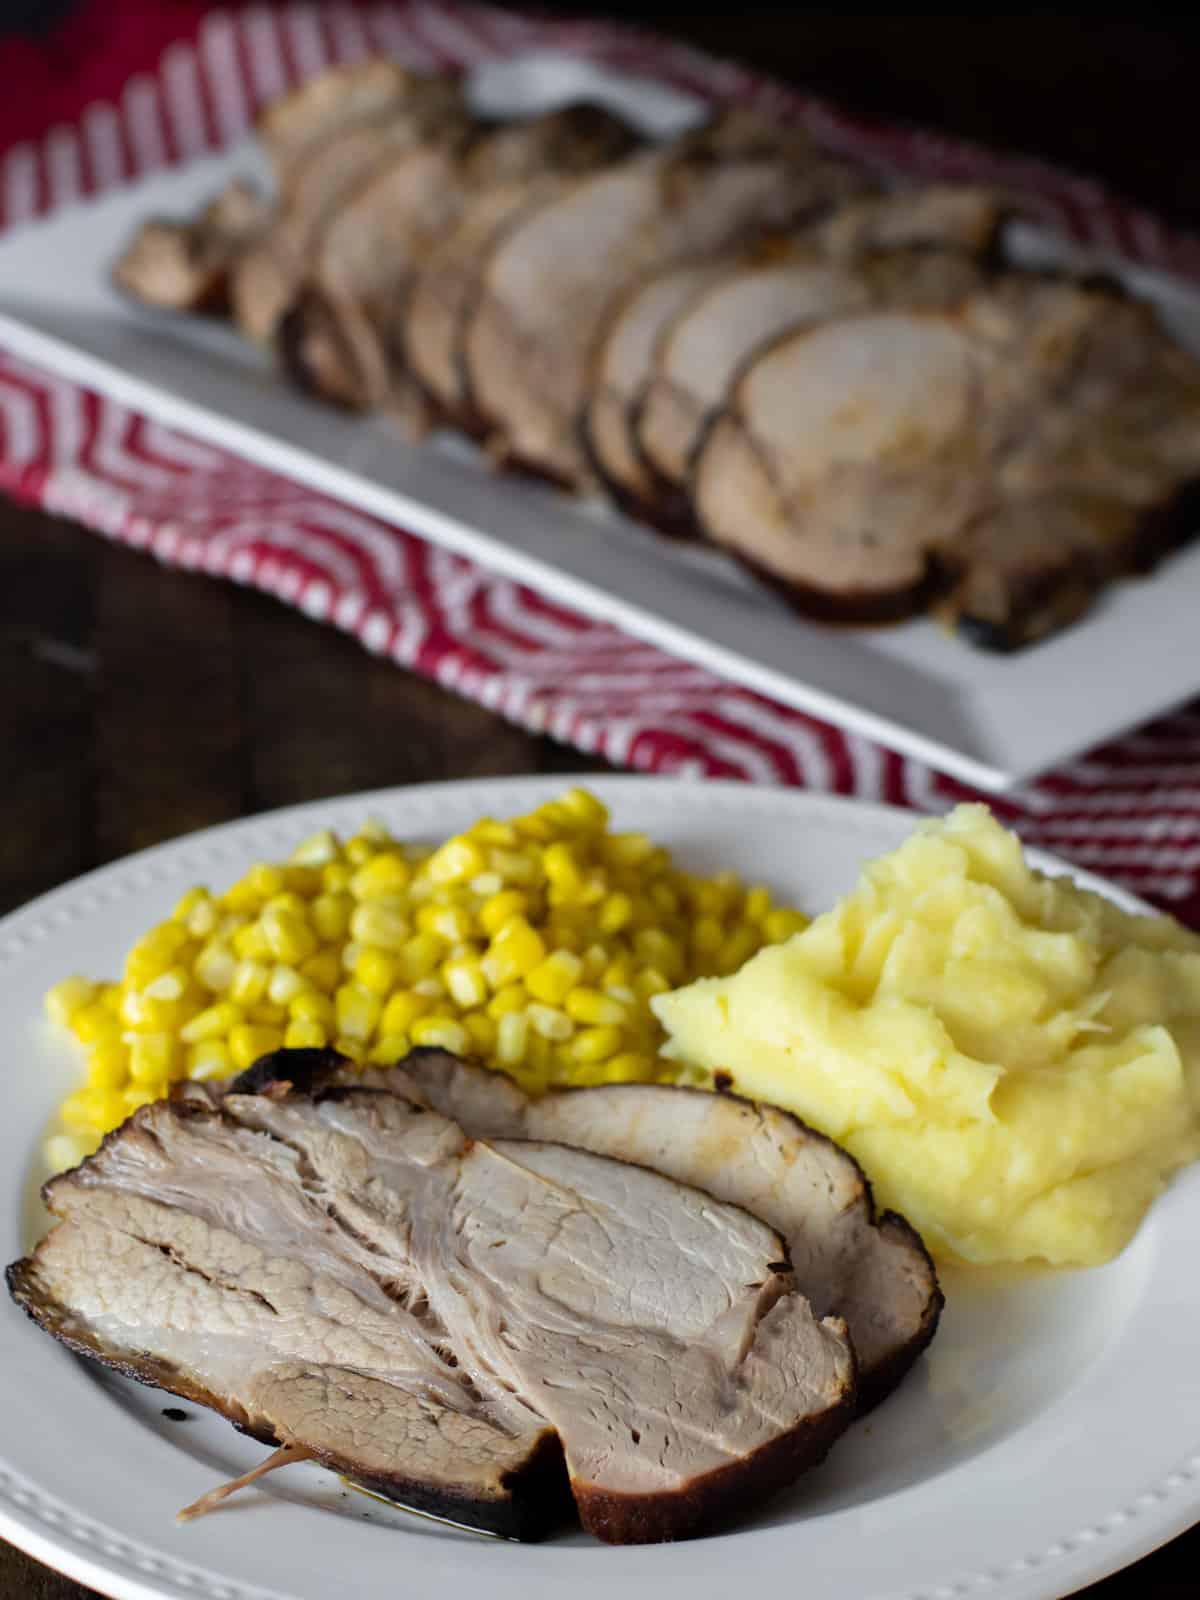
[461,112,873,488]
[230,74,467,346]
[361,1048,940,1413]
[10,1059,856,1544]
[637,214,992,504]
[113,180,270,313]
[285,105,640,417]
[811,184,1005,264]
[582,256,741,523]
[7,1088,566,1539]
[256,58,431,183]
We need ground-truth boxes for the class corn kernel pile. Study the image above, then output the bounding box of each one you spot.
[43,787,805,1173]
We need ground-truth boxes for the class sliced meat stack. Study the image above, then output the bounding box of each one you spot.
[693,277,1200,643]
[111,56,1200,649]
[462,111,872,486]
[9,1050,858,1544]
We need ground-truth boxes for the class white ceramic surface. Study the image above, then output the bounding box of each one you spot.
[1,54,1200,792]
[1,775,1199,1600]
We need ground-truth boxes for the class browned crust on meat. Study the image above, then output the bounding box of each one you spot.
[571,1336,856,1543]
[855,1212,944,1414]
[727,544,944,625]
[6,1250,572,1541]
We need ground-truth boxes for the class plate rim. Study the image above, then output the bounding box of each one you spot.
[2,774,1198,1600]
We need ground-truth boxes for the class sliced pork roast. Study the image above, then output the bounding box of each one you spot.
[366,1049,941,1412]
[255,59,431,184]
[461,112,873,487]
[9,1054,856,1544]
[113,181,271,313]
[692,275,1200,638]
[632,188,1001,512]
[283,104,640,419]
[231,70,465,346]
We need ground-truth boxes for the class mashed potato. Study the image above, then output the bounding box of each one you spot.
[653,805,1200,1266]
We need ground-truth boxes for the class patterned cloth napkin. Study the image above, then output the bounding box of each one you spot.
[3,1,1200,924]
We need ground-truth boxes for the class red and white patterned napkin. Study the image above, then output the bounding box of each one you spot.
[3,2,1200,924]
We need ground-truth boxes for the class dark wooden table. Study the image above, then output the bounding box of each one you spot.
[3,8,1200,1596]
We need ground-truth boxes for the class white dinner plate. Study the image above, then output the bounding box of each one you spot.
[2,775,1199,1600]
[2,53,1200,793]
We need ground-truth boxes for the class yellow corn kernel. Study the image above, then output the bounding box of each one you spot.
[350,851,411,901]
[462,1013,496,1055]
[603,831,655,867]
[483,919,546,987]
[717,926,761,975]
[98,982,124,1014]
[487,984,525,1019]
[300,948,342,993]
[514,810,555,842]
[231,922,272,962]
[187,1039,234,1081]
[426,836,486,885]
[603,958,633,989]
[333,1035,367,1064]
[527,1004,573,1042]
[118,991,177,1033]
[128,1033,178,1087]
[396,932,446,985]
[245,863,286,900]
[764,908,807,944]
[321,860,353,893]
[559,787,609,830]
[290,991,336,1026]
[633,928,684,981]
[471,818,519,848]
[692,916,723,958]
[60,1091,95,1134]
[247,1002,287,1027]
[259,904,316,966]
[45,976,96,1029]
[180,1001,241,1044]
[564,987,626,1026]
[144,965,190,1003]
[413,975,446,1000]
[124,923,190,987]
[353,947,396,995]
[264,964,306,1008]
[229,959,270,1007]
[542,842,584,896]
[496,1011,529,1066]
[285,1018,328,1050]
[410,1016,469,1054]
[45,1133,92,1174]
[349,902,409,951]
[469,871,504,898]
[597,893,634,936]
[291,828,341,867]
[309,892,351,943]
[604,1051,657,1082]
[344,834,378,866]
[380,991,432,1035]
[525,949,584,1005]
[443,957,488,1009]
[569,1025,623,1065]
[229,1024,284,1072]
[369,1033,411,1066]
[634,968,671,1001]
[194,938,236,993]
[70,1001,121,1047]
[489,849,541,887]
[341,941,364,974]
[68,1087,126,1133]
[335,984,381,1043]
[743,885,772,924]
[86,1042,129,1091]
[479,889,529,937]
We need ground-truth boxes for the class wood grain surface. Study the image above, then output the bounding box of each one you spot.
[3,7,1200,1596]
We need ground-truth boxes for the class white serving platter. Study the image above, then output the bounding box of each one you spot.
[1,52,1199,792]
[2,777,1199,1600]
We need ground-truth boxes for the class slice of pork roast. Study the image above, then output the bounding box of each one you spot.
[460,110,874,488]
[231,70,465,346]
[283,104,639,419]
[359,1048,941,1413]
[113,180,270,314]
[691,274,1200,641]
[10,1052,855,1544]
